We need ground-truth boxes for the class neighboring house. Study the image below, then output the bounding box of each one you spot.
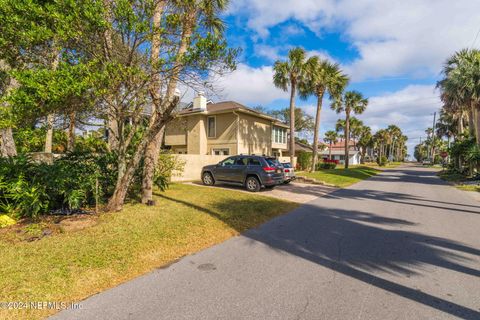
[164,92,289,156]
[282,140,316,157]
[319,139,361,165]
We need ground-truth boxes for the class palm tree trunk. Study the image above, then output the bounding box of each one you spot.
[310,90,324,172]
[289,81,296,167]
[329,142,332,160]
[344,111,350,169]
[473,104,480,145]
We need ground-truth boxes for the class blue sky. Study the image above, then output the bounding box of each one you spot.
[204,0,480,156]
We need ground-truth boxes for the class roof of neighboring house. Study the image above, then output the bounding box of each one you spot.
[176,101,290,128]
[319,149,360,156]
[322,139,356,150]
[295,141,314,152]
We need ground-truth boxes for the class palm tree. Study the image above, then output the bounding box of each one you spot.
[331,91,368,168]
[357,126,373,163]
[387,125,402,161]
[300,58,348,171]
[438,49,480,145]
[273,47,314,165]
[324,130,338,160]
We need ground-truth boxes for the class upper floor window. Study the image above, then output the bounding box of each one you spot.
[207,116,216,138]
[273,126,287,144]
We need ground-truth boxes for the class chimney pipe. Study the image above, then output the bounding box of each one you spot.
[193,91,207,111]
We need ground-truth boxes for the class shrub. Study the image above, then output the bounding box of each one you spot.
[376,156,388,167]
[0,152,117,218]
[154,151,185,191]
[316,162,337,170]
[297,151,312,170]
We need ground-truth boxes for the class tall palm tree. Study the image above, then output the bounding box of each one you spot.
[324,130,338,160]
[331,91,368,168]
[273,47,314,165]
[300,58,349,171]
[438,49,480,145]
[357,125,372,163]
[387,125,402,160]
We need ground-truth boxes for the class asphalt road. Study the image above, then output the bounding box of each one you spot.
[52,165,480,320]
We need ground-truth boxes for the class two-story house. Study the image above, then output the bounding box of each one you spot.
[164,92,289,157]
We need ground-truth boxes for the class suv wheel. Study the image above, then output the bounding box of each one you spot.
[245,176,260,192]
[202,172,214,186]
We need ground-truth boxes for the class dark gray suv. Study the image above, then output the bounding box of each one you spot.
[201,156,285,192]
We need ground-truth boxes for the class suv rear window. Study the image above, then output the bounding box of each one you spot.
[282,163,292,168]
[265,158,280,167]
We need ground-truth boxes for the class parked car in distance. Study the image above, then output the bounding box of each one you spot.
[282,162,295,184]
[422,159,433,165]
[201,155,285,192]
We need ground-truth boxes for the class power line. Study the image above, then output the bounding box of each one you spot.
[471,25,480,48]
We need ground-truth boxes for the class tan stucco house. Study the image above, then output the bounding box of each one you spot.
[164,93,289,156]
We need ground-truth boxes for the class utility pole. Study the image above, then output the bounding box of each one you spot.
[431,112,436,163]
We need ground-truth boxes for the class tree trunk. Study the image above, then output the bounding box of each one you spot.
[44,114,54,153]
[44,46,60,153]
[473,104,480,146]
[468,106,475,138]
[344,111,350,169]
[0,61,18,157]
[67,111,76,152]
[141,127,164,204]
[329,142,332,160]
[140,0,167,205]
[289,81,296,167]
[0,128,17,157]
[310,89,324,172]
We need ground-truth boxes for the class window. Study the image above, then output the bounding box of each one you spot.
[265,157,280,167]
[220,157,235,166]
[236,157,248,166]
[213,148,229,155]
[272,127,287,144]
[249,158,261,166]
[207,116,216,138]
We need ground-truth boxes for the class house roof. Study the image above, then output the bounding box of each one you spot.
[319,149,360,156]
[176,101,290,128]
[322,139,356,150]
[295,141,314,152]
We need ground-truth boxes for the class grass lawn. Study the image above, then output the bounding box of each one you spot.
[301,166,381,188]
[363,161,403,169]
[438,171,480,192]
[0,184,298,320]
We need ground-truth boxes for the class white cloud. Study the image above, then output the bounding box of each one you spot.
[254,44,282,61]
[210,63,289,105]
[228,0,480,80]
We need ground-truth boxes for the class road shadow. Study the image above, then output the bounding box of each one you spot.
[324,188,480,215]
[243,205,480,319]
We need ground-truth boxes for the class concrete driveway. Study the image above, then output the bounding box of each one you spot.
[52,165,480,320]
[186,181,336,203]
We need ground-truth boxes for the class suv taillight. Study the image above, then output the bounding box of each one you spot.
[263,166,275,173]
